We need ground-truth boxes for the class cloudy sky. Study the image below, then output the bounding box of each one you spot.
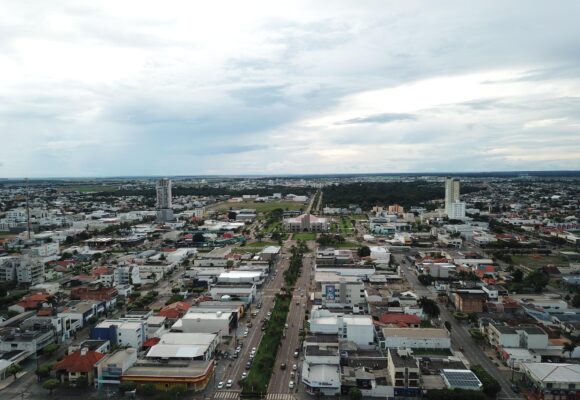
[1,0,580,177]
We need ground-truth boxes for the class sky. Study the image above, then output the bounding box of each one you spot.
[1,0,580,177]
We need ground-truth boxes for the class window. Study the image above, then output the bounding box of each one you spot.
[547,383,553,389]
[570,384,576,389]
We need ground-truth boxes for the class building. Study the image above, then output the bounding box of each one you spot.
[441,369,482,391]
[91,319,148,349]
[387,348,421,398]
[315,272,365,308]
[448,202,466,220]
[308,309,374,348]
[156,178,173,223]
[0,256,44,285]
[444,177,460,216]
[146,332,218,361]
[54,348,105,386]
[94,348,138,389]
[454,291,487,313]
[283,213,329,232]
[173,310,234,335]
[521,363,580,400]
[380,328,451,349]
[301,337,341,396]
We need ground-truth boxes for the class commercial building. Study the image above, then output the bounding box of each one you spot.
[521,363,580,400]
[380,328,451,349]
[94,348,138,389]
[387,348,421,398]
[441,369,482,391]
[315,272,365,308]
[308,309,374,348]
[146,333,218,361]
[172,310,234,335]
[91,319,148,349]
[156,178,173,223]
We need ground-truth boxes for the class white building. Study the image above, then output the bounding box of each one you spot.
[308,309,374,348]
[448,202,466,220]
[173,310,233,335]
[115,264,141,286]
[315,272,365,308]
[283,213,329,232]
[381,328,451,349]
[146,333,218,361]
[95,319,147,349]
[217,270,263,284]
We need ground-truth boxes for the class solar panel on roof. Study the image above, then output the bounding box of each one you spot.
[443,370,482,389]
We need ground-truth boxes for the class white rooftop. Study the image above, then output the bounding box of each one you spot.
[523,363,580,383]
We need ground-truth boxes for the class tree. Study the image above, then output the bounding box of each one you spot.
[118,381,137,393]
[444,321,452,332]
[42,343,60,356]
[36,363,54,380]
[357,246,371,257]
[43,378,59,394]
[512,269,524,283]
[6,363,22,379]
[524,270,549,292]
[572,294,580,308]
[348,387,362,400]
[256,232,265,242]
[418,297,440,319]
[471,365,501,397]
[563,342,577,358]
[140,383,157,396]
[418,274,433,286]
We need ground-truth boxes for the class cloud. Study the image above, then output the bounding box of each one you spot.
[0,1,579,177]
[335,113,416,125]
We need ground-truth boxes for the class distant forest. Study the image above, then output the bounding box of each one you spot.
[90,185,311,199]
[322,181,483,209]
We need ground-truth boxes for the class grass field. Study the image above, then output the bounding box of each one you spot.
[292,232,317,241]
[512,254,569,268]
[234,241,278,252]
[208,200,307,213]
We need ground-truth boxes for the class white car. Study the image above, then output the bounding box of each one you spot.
[226,380,233,388]
[217,381,225,389]
[293,364,297,371]
[241,372,247,379]
[243,331,249,337]
[252,347,256,352]
[289,381,295,389]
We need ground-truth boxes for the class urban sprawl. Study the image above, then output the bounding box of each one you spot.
[0,175,579,400]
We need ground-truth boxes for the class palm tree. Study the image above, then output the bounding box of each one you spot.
[563,342,577,358]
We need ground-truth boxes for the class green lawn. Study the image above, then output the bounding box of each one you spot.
[234,241,278,252]
[209,200,307,213]
[292,232,317,241]
[338,217,354,235]
[511,254,569,268]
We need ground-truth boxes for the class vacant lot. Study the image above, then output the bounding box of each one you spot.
[511,254,569,268]
[208,200,306,213]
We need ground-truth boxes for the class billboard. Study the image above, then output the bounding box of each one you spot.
[326,285,336,301]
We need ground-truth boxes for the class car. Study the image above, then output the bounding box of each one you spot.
[296,301,300,305]
[217,381,225,389]
[267,312,272,317]
[293,364,297,371]
[459,346,464,352]
[249,353,255,360]
[281,363,286,370]
[293,351,299,358]
[247,322,253,328]
[290,371,295,378]
[233,352,238,359]
[246,361,252,370]
[289,381,295,389]
[241,372,247,380]
[226,380,233,388]
[252,347,256,352]
[285,323,289,328]
[261,325,266,331]
[243,331,249,337]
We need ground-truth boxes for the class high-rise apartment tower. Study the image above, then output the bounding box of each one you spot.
[444,177,460,215]
[156,178,173,223]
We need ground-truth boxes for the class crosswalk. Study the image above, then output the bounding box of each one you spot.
[213,392,295,400]
[266,394,296,400]
[214,391,240,400]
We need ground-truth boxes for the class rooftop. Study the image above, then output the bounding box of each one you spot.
[381,327,449,339]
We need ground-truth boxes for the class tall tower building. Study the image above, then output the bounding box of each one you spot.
[156,178,173,223]
[444,177,460,215]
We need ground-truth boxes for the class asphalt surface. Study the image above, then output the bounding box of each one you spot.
[396,253,521,400]
[268,243,315,394]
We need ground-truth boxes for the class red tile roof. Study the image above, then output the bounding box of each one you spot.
[143,337,161,347]
[158,301,191,319]
[378,313,421,327]
[55,350,105,373]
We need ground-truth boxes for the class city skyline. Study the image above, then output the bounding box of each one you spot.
[1,1,580,178]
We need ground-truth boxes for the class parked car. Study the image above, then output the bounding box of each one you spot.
[289,381,295,389]
[293,351,299,358]
[226,380,233,388]
[241,372,247,380]
[217,381,224,389]
[293,364,297,371]
[281,363,287,370]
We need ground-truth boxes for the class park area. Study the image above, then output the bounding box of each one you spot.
[208,200,307,213]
